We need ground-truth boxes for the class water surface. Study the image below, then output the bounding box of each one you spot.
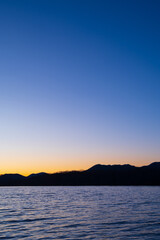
[0,186,159,239]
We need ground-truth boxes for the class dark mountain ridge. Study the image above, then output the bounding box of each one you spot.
[0,162,160,186]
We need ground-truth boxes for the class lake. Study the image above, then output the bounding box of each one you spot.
[0,186,159,239]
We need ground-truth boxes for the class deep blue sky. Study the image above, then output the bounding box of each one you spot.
[0,0,160,174]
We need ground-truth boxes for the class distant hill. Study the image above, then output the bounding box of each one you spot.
[0,162,160,186]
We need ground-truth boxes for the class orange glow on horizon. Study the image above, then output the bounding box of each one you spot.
[0,152,159,176]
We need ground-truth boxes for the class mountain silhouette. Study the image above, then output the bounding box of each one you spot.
[0,162,160,186]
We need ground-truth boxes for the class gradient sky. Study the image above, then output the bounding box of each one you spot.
[0,0,160,175]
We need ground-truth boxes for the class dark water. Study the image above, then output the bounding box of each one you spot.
[0,186,159,239]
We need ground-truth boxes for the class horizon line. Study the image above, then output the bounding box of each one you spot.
[0,161,159,177]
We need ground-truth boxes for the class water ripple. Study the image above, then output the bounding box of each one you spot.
[0,186,160,239]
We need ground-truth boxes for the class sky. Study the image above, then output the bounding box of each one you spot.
[0,0,160,175]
